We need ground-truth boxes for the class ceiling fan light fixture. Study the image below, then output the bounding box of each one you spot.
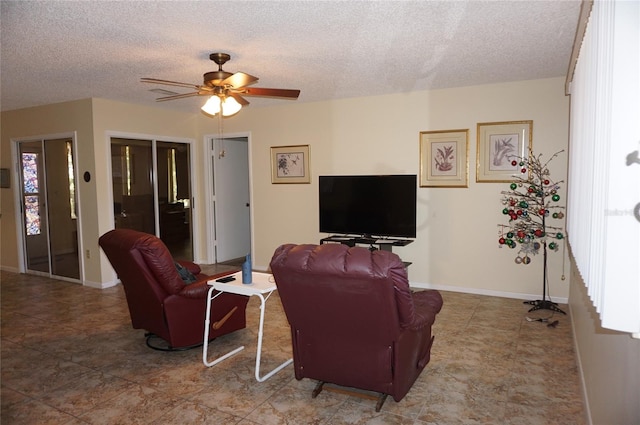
[201,95,242,117]
[201,96,221,116]
[221,96,242,117]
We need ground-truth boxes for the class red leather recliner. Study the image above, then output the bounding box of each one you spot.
[270,243,443,410]
[99,229,248,350]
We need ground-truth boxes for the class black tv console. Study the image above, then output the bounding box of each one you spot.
[319,235,413,266]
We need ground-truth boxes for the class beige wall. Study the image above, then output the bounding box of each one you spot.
[208,77,572,300]
[2,78,570,300]
[1,99,94,275]
[569,258,640,424]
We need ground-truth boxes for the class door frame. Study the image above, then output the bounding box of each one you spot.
[105,131,199,259]
[203,131,254,264]
[10,132,85,282]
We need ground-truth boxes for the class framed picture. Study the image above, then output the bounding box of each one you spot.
[271,145,310,184]
[419,129,469,188]
[476,120,533,182]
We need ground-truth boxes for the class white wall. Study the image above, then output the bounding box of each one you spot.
[210,77,571,301]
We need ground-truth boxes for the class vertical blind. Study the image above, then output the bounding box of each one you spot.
[567,0,640,335]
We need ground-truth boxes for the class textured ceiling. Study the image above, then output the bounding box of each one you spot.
[0,0,581,114]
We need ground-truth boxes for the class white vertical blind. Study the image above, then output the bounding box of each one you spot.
[567,0,640,334]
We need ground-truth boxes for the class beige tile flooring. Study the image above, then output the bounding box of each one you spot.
[1,269,586,424]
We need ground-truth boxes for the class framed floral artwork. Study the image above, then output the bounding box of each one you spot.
[476,120,533,182]
[271,145,310,184]
[419,129,469,188]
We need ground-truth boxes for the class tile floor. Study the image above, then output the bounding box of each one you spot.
[1,269,586,424]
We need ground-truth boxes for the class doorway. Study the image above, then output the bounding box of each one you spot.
[16,137,81,281]
[110,137,194,260]
[209,136,251,263]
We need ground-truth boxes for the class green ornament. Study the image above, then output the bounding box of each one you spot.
[556,233,564,239]
[510,183,517,190]
[507,232,514,238]
[552,194,560,202]
[519,201,528,208]
[502,208,509,215]
[549,242,557,250]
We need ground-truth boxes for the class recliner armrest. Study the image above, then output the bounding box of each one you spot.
[177,278,210,298]
[404,290,443,330]
[176,260,201,275]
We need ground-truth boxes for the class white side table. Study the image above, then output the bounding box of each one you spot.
[202,271,293,382]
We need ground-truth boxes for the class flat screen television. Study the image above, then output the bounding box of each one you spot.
[319,174,417,238]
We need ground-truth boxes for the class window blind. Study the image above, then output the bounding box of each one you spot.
[567,0,640,335]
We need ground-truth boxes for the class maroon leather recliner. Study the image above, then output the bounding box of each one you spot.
[99,229,248,350]
[270,243,443,411]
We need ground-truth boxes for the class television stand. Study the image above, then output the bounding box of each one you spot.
[320,236,413,266]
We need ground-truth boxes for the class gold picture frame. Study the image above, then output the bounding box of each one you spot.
[476,120,533,182]
[419,129,469,188]
[271,145,311,184]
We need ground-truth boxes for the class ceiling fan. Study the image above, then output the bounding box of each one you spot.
[141,52,300,116]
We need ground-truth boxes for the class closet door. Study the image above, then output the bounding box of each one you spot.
[110,137,193,260]
[111,138,155,235]
[157,141,192,260]
[19,138,80,280]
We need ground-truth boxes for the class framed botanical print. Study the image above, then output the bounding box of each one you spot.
[419,129,469,188]
[476,120,533,182]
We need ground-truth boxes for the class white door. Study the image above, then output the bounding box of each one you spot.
[213,137,251,262]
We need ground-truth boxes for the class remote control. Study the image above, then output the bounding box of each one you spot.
[216,275,236,283]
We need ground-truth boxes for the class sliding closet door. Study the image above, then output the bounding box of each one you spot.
[157,141,192,260]
[110,137,193,260]
[111,138,155,235]
[18,138,80,280]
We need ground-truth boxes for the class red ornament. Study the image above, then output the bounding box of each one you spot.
[517,231,525,238]
[499,237,506,244]
[534,229,543,237]
[511,160,518,166]
[521,168,527,173]
[539,208,546,215]
[544,179,550,185]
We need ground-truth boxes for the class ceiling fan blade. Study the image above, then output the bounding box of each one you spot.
[222,72,259,89]
[242,87,300,99]
[155,92,202,102]
[141,77,202,90]
[229,92,250,106]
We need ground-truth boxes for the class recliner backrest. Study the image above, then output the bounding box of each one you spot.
[270,243,416,340]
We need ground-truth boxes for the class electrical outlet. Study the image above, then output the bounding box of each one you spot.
[86,249,91,259]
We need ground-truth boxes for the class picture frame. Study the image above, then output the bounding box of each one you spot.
[419,129,469,188]
[476,120,533,182]
[270,145,310,184]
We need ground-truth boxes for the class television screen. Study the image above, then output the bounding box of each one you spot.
[319,175,417,238]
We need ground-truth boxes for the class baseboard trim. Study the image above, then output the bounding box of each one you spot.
[0,265,21,273]
[409,281,569,304]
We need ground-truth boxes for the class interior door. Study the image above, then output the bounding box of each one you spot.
[213,137,251,262]
[18,138,80,280]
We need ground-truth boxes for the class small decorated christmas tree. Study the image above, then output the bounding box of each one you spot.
[497,150,566,314]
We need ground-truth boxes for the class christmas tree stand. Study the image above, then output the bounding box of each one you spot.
[522,241,566,315]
